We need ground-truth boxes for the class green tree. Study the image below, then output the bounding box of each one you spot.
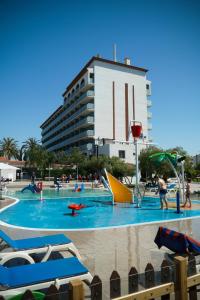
[24,145,54,178]
[104,156,135,183]
[0,137,18,160]
[139,146,164,180]
[141,146,194,181]
[84,155,110,175]
[23,138,40,153]
[25,146,40,168]
[195,163,200,173]
[18,144,26,161]
[35,148,53,178]
[23,138,39,163]
[166,146,193,178]
[68,147,86,165]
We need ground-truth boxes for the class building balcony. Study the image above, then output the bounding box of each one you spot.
[79,143,93,152]
[88,78,94,84]
[146,81,151,96]
[64,74,94,105]
[148,137,153,143]
[42,103,94,141]
[42,91,94,136]
[42,116,94,146]
[46,130,94,152]
[78,130,94,139]
[146,89,151,96]
[147,100,152,107]
[147,111,152,119]
[148,123,152,130]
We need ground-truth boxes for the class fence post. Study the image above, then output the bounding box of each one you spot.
[21,290,34,300]
[44,285,60,300]
[128,266,138,293]
[91,275,102,300]
[174,256,187,300]
[161,259,171,300]
[188,254,196,276]
[145,263,155,289]
[69,279,84,300]
[188,254,197,300]
[110,270,121,299]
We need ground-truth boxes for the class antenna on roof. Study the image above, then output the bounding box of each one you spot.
[113,44,117,62]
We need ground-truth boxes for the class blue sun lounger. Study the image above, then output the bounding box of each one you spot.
[0,230,81,264]
[0,257,93,298]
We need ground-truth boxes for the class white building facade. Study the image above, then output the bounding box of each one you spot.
[40,56,152,163]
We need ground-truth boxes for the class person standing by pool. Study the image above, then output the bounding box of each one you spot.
[31,172,36,184]
[183,178,192,208]
[155,176,168,210]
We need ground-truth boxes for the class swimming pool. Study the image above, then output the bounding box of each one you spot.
[6,188,112,200]
[1,189,200,229]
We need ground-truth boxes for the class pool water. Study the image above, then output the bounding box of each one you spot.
[1,189,200,229]
[7,188,112,200]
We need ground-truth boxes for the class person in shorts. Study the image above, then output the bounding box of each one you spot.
[155,176,168,210]
[183,178,191,208]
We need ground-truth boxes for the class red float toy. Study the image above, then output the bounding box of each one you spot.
[68,204,86,216]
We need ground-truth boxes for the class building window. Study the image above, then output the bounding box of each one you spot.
[81,79,85,86]
[89,73,94,83]
[146,84,150,90]
[119,150,125,159]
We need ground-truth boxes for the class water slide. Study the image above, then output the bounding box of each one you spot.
[104,169,133,204]
[101,176,111,191]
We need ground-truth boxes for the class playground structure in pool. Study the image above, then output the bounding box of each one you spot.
[20,121,187,213]
[21,182,43,194]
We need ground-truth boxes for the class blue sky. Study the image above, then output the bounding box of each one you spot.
[0,0,200,155]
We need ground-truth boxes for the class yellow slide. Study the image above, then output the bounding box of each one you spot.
[105,170,133,203]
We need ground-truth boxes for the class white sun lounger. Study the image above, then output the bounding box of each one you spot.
[0,256,93,298]
[0,230,81,265]
[167,183,177,194]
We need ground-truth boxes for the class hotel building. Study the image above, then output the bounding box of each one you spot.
[40,56,152,163]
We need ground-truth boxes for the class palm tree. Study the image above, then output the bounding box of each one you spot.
[26,147,56,178]
[0,137,18,160]
[18,144,26,161]
[23,138,40,152]
[23,137,40,163]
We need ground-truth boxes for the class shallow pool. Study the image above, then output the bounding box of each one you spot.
[6,188,111,200]
[1,189,200,229]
